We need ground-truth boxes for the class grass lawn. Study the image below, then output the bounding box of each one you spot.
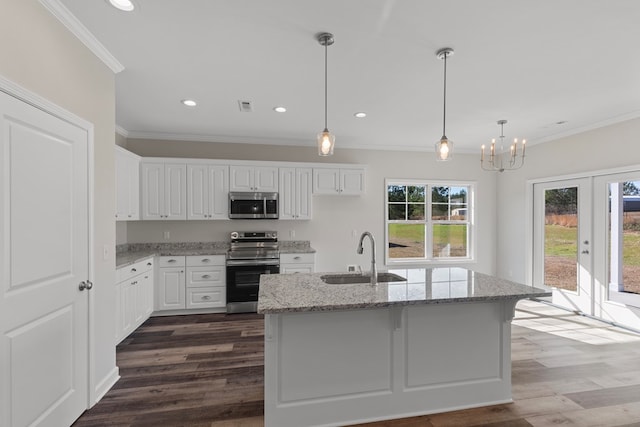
[388,223,467,257]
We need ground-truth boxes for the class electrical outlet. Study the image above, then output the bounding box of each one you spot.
[352,229,357,238]
[163,231,170,240]
[348,264,358,272]
[289,229,295,238]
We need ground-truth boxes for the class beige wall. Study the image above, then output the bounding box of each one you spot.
[126,139,498,274]
[496,117,640,283]
[0,0,117,402]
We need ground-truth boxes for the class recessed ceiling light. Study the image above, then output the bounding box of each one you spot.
[181,99,197,107]
[109,0,135,11]
[354,112,367,118]
[273,106,287,113]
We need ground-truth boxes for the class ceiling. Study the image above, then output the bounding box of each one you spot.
[57,0,640,153]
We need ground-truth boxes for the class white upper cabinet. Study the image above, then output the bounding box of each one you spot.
[313,167,365,195]
[141,162,187,220]
[279,167,312,220]
[115,146,140,220]
[187,164,229,220]
[230,165,278,192]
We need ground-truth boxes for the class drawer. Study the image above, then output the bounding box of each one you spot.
[281,264,314,274]
[186,255,225,267]
[117,257,154,282]
[280,253,315,264]
[158,256,186,268]
[186,287,226,309]
[186,266,225,288]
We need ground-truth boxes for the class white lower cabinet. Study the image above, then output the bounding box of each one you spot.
[156,256,187,311]
[186,255,226,309]
[115,257,154,343]
[156,255,226,312]
[280,253,315,274]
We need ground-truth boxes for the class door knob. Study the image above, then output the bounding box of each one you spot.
[581,250,589,254]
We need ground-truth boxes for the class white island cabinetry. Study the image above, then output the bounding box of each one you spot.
[258,268,550,427]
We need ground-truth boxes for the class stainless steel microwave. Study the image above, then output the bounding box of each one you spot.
[229,192,278,219]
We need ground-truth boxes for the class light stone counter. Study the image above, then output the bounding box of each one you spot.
[116,242,229,268]
[258,267,550,314]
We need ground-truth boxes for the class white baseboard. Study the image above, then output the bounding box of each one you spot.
[92,367,120,407]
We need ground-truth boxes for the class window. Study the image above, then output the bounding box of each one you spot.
[386,180,474,264]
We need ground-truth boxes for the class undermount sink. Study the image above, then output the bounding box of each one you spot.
[320,272,407,285]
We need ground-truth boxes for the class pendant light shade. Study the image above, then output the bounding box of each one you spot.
[317,32,335,156]
[435,48,454,161]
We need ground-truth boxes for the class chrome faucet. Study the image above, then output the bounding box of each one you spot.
[357,231,378,284]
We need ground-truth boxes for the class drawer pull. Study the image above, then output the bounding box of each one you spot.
[294,256,301,260]
[167,259,176,263]
[202,258,210,263]
[147,262,152,266]
[202,275,211,279]
[131,268,137,272]
[202,295,211,300]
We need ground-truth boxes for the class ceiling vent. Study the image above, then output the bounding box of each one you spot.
[238,100,253,112]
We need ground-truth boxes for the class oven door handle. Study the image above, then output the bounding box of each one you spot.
[226,259,280,266]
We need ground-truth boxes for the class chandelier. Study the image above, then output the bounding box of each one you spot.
[480,120,526,172]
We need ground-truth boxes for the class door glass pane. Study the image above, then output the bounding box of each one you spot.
[388,224,425,259]
[608,181,640,308]
[544,187,578,291]
[432,224,467,258]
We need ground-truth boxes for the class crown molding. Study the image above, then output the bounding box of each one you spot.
[115,125,129,137]
[39,0,124,73]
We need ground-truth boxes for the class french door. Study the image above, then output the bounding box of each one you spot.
[593,172,640,330]
[533,178,593,314]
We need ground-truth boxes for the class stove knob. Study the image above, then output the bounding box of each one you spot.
[230,231,239,239]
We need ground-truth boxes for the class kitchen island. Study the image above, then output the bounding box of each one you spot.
[257,267,550,427]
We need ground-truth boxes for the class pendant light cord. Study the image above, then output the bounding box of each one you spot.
[442,51,447,137]
[324,42,328,130]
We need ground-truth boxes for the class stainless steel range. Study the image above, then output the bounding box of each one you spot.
[226,231,279,313]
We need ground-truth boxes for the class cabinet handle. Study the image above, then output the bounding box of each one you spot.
[167,259,176,263]
[147,262,152,266]
[202,274,211,279]
[202,259,210,263]
[131,268,137,272]
[128,215,132,218]
[294,256,301,260]
[144,276,148,279]
[202,295,211,300]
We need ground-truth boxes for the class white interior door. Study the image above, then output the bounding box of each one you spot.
[0,91,89,426]
[533,178,593,314]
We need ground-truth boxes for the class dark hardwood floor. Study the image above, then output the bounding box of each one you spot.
[74,301,640,427]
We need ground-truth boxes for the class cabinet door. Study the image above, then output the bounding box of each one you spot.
[313,168,340,194]
[115,281,123,342]
[296,168,313,219]
[128,154,140,219]
[165,163,187,220]
[115,148,130,220]
[141,270,154,318]
[141,163,165,220]
[208,165,229,219]
[229,165,254,191]
[255,166,279,192]
[122,278,137,338]
[340,168,365,195]
[187,164,209,220]
[279,167,296,220]
[157,267,186,310]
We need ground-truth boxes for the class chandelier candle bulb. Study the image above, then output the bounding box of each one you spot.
[481,119,526,172]
[481,145,485,162]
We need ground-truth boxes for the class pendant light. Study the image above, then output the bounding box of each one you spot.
[317,32,335,156]
[435,47,454,161]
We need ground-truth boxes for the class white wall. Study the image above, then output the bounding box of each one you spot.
[0,0,117,403]
[125,139,498,274]
[496,117,640,283]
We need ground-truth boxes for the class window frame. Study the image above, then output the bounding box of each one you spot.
[385,178,476,265]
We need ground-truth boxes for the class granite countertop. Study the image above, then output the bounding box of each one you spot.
[257,267,551,314]
[116,240,315,268]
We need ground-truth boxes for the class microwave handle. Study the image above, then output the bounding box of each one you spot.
[263,198,267,215]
